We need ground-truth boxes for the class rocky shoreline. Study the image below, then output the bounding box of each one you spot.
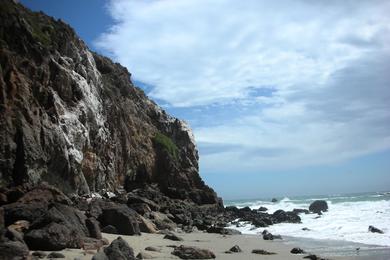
[0,183,332,259]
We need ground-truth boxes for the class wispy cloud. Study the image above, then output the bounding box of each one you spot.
[96,0,390,173]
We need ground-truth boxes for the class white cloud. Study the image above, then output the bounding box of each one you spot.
[96,0,390,172]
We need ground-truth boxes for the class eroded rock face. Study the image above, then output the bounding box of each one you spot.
[0,0,219,206]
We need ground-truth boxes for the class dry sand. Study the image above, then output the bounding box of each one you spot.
[39,231,355,260]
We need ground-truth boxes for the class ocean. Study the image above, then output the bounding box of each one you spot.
[225,191,390,258]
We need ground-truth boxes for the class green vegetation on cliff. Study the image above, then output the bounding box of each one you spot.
[153,133,179,161]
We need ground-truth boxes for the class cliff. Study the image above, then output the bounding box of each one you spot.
[0,0,219,205]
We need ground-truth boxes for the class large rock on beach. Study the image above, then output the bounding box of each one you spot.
[172,245,216,259]
[309,200,328,214]
[98,204,140,236]
[104,237,136,260]
[24,203,88,250]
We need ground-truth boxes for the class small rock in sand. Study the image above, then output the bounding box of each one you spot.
[368,225,384,234]
[291,247,306,254]
[47,252,65,258]
[252,249,276,255]
[228,245,242,253]
[163,233,184,241]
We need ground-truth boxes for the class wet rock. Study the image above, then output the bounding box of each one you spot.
[229,245,242,252]
[104,237,135,260]
[47,252,65,258]
[368,225,384,234]
[293,208,310,214]
[272,210,301,223]
[241,206,252,212]
[309,200,328,214]
[291,247,306,254]
[101,225,118,234]
[302,227,311,231]
[263,232,274,240]
[271,198,278,202]
[163,233,184,241]
[252,249,276,255]
[172,245,216,259]
[0,241,29,260]
[258,206,268,212]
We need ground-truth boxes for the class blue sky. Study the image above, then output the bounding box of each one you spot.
[21,0,390,200]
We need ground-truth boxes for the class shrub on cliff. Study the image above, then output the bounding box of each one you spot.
[153,133,179,160]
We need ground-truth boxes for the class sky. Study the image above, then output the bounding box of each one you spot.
[21,0,390,200]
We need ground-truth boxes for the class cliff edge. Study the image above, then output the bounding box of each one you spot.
[0,0,219,205]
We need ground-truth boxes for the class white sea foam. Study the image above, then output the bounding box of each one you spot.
[228,195,390,247]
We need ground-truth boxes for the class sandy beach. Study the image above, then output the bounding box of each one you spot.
[43,231,357,260]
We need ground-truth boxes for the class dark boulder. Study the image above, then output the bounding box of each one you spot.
[309,200,328,214]
[98,204,141,235]
[102,225,118,234]
[368,225,384,234]
[272,210,301,223]
[3,201,48,226]
[291,247,306,254]
[263,232,274,240]
[25,222,82,250]
[258,206,268,212]
[293,208,309,214]
[0,241,30,260]
[24,203,88,250]
[271,198,278,202]
[104,237,136,260]
[225,206,239,213]
[86,217,102,239]
[240,206,252,212]
[172,245,216,259]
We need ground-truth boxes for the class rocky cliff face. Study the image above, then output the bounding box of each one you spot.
[0,0,219,205]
